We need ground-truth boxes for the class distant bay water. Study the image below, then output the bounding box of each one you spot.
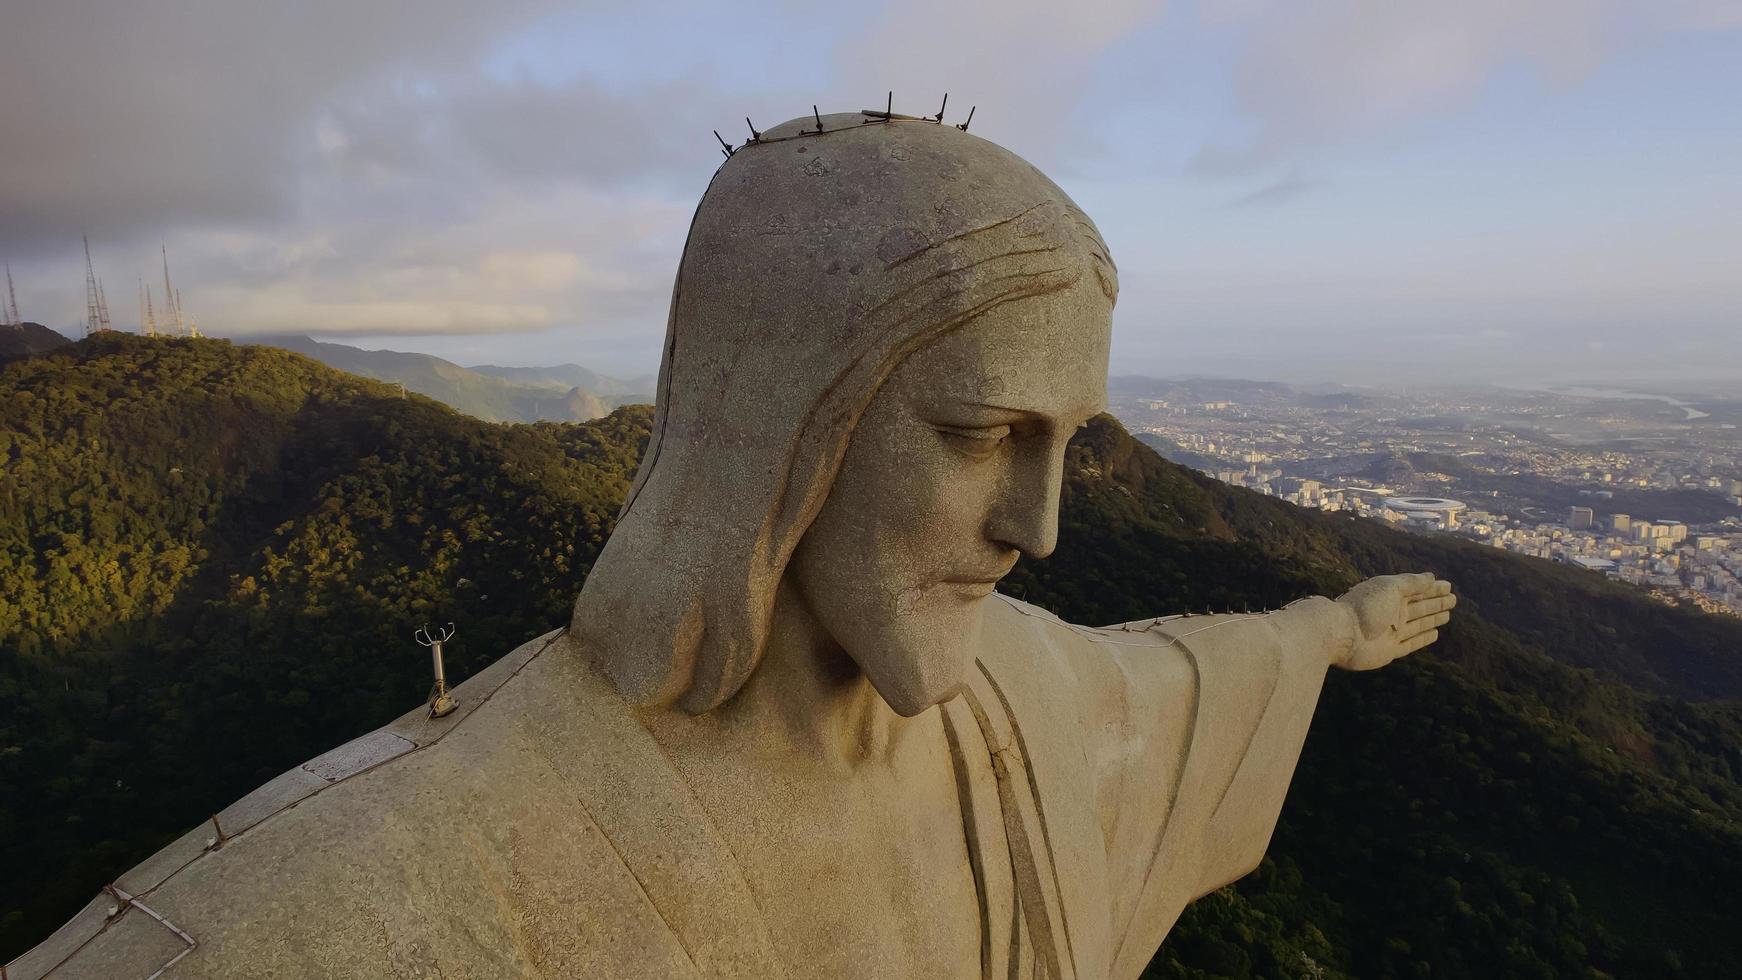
[1547,386,1711,421]
[1500,382,1713,421]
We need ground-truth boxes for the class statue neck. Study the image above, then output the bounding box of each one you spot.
[672,578,921,766]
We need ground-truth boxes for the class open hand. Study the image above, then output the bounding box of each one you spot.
[1333,572,1456,671]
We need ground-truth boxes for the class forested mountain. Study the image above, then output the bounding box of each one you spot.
[0,335,646,959]
[3,334,1740,978]
[0,323,70,359]
[249,334,650,423]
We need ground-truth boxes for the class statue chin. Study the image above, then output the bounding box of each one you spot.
[844,599,989,718]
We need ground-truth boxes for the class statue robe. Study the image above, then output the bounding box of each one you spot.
[11,595,1327,980]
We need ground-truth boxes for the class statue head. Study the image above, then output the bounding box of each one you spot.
[573,110,1116,715]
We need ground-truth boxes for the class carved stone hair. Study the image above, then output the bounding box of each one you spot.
[572,112,1117,713]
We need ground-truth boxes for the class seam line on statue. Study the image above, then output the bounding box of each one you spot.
[627,701,784,958]
[862,254,1068,327]
[111,884,196,980]
[975,660,1080,978]
[883,244,1059,287]
[992,592,1268,648]
[961,683,1058,977]
[548,758,705,978]
[120,629,568,909]
[1201,636,1283,826]
[884,203,1049,270]
[940,706,994,979]
[1110,636,1202,969]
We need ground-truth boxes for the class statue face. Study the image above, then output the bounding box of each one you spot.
[787,278,1112,716]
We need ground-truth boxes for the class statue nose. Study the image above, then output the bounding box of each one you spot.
[987,446,1063,561]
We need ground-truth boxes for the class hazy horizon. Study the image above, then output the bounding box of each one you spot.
[5,1,1740,385]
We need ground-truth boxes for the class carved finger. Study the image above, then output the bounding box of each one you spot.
[1407,594,1457,619]
[1396,615,1437,642]
[1399,573,1441,598]
[1405,611,1452,635]
[1401,629,1439,654]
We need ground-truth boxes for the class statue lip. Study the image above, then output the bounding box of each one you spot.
[940,566,1015,586]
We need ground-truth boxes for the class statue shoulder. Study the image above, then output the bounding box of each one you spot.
[980,592,1196,724]
[982,591,1162,664]
[978,592,1126,696]
[8,629,588,980]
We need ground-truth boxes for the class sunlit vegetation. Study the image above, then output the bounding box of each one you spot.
[3,334,1739,978]
[0,335,646,956]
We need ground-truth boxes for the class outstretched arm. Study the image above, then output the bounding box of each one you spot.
[1263,571,1456,671]
[1093,571,1457,974]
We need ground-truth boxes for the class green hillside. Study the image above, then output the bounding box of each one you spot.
[0,322,71,359]
[0,334,646,956]
[3,334,1740,978]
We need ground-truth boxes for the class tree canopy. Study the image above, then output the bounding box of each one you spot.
[4,334,1740,978]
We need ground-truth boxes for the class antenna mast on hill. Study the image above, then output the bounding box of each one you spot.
[96,277,112,333]
[4,262,21,328]
[83,236,103,337]
[139,277,158,336]
[179,287,198,337]
[160,245,187,336]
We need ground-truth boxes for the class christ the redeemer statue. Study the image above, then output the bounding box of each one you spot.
[14,110,1454,980]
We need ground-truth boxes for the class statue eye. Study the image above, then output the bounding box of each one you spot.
[934,424,1012,459]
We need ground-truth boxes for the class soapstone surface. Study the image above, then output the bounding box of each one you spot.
[11,113,1456,980]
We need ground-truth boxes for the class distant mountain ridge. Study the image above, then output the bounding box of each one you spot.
[0,322,71,358]
[249,334,651,424]
[469,361,654,397]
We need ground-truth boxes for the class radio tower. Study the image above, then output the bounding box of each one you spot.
[177,288,198,338]
[160,245,188,336]
[139,277,158,336]
[83,237,103,337]
[96,278,113,333]
[4,263,21,328]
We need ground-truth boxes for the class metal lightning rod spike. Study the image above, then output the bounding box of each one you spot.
[746,117,761,141]
[415,622,459,718]
[713,130,734,157]
[813,105,823,132]
[933,93,948,122]
[886,90,893,117]
[957,105,976,131]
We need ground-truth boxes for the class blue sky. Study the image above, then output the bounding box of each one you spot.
[3,0,1739,383]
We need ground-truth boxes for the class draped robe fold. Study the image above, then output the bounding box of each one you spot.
[18,595,1327,980]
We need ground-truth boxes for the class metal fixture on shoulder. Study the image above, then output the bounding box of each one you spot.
[415,622,459,718]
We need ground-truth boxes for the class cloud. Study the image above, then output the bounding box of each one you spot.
[177,182,691,338]
[0,0,573,247]
[0,0,726,342]
[5,0,1734,383]
[832,0,1167,165]
[1193,0,1741,175]
[0,0,1176,345]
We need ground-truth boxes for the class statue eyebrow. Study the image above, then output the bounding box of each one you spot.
[964,400,1098,415]
[957,401,1097,432]
[959,401,1039,417]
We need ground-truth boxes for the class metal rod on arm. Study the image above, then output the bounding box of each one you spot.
[414,623,459,717]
